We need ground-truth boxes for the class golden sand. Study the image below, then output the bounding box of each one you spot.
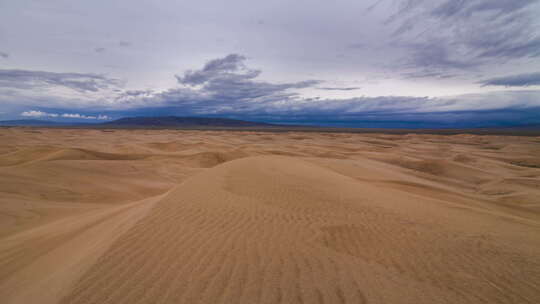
[1,128,539,303]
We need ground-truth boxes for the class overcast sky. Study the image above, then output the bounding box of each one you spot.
[1,0,540,127]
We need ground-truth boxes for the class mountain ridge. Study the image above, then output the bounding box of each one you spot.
[0,119,68,126]
[101,116,274,127]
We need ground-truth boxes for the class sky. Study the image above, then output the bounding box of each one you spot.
[1,0,540,127]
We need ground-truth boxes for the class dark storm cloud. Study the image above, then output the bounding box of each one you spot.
[0,69,121,92]
[0,51,8,59]
[385,0,540,73]
[480,72,540,87]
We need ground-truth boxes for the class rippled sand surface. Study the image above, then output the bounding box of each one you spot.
[1,128,539,304]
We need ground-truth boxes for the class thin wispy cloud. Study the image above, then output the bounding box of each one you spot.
[385,0,540,75]
[0,69,121,92]
[317,87,361,91]
[480,72,540,87]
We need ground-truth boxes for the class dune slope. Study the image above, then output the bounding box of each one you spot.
[57,156,540,304]
[1,128,540,304]
[0,194,163,304]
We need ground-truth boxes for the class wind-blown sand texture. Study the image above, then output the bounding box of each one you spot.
[1,128,539,304]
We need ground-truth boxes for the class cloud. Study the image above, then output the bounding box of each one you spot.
[21,110,59,118]
[108,54,321,115]
[0,69,121,92]
[119,41,131,47]
[317,87,361,91]
[61,113,110,120]
[175,54,257,86]
[21,110,110,120]
[480,72,540,87]
[257,107,540,128]
[401,70,457,79]
[384,0,540,74]
[169,54,320,106]
[6,54,540,127]
[0,51,8,59]
[113,55,540,117]
[118,84,540,118]
[366,0,385,12]
[95,47,106,53]
[430,0,533,19]
[401,41,479,70]
[347,43,366,49]
[123,89,154,97]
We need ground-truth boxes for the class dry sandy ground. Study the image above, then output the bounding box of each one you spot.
[0,128,539,304]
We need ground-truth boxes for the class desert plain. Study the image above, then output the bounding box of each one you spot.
[0,127,539,304]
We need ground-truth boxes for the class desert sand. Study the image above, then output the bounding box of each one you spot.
[0,127,539,303]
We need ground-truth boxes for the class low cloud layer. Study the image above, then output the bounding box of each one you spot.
[21,110,60,118]
[21,110,110,120]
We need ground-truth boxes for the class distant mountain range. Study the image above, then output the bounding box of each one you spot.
[101,116,274,127]
[0,119,67,126]
[0,117,275,128]
[1,117,540,133]
[500,123,540,130]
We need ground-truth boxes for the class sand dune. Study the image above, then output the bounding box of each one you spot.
[1,128,539,303]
